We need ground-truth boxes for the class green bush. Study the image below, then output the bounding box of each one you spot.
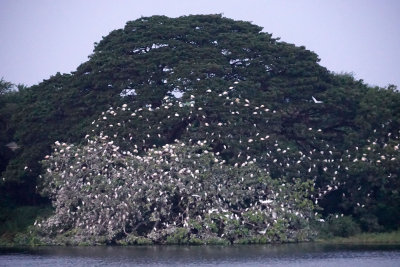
[0,205,52,245]
[166,228,189,244]
[324,215,361,237]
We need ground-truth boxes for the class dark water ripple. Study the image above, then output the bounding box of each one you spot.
[1,243,400,266]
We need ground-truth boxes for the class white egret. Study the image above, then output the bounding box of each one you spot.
[312,96,323,104]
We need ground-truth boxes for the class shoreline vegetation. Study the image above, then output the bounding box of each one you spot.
[1,229,400,247]
[1,204,399,248]
[317,230,400,245]
[0,204,399,247]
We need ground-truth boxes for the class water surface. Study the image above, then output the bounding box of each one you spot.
[1,243,400,266]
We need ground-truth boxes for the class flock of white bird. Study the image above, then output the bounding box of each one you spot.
[34,80,399,243]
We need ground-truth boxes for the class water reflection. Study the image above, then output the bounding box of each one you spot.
[1,243,400,266]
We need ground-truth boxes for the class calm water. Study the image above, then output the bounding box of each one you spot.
[1,243,400,266]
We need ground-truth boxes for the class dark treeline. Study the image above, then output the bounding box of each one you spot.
[0,15,399,243]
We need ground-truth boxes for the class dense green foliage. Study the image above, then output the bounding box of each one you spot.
[0,15,399,243]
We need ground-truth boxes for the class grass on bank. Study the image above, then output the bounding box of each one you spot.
[318,230,400,244]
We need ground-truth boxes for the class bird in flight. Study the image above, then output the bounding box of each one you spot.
[5,142,20,151]
[312,96,323,104]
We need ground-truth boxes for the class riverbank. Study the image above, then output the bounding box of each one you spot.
[2,230,400,247]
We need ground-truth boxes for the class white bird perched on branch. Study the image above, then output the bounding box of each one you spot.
[259,199,273,204]
[258,228,267,235]
[312,96,323,104]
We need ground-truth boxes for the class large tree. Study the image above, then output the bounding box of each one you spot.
[1,15,399,234]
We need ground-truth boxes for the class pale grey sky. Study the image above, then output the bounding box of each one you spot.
[0,0,399,87]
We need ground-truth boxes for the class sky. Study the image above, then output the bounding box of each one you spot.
[0,0,399,88]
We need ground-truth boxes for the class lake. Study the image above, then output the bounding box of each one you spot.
[1,243,400,266]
